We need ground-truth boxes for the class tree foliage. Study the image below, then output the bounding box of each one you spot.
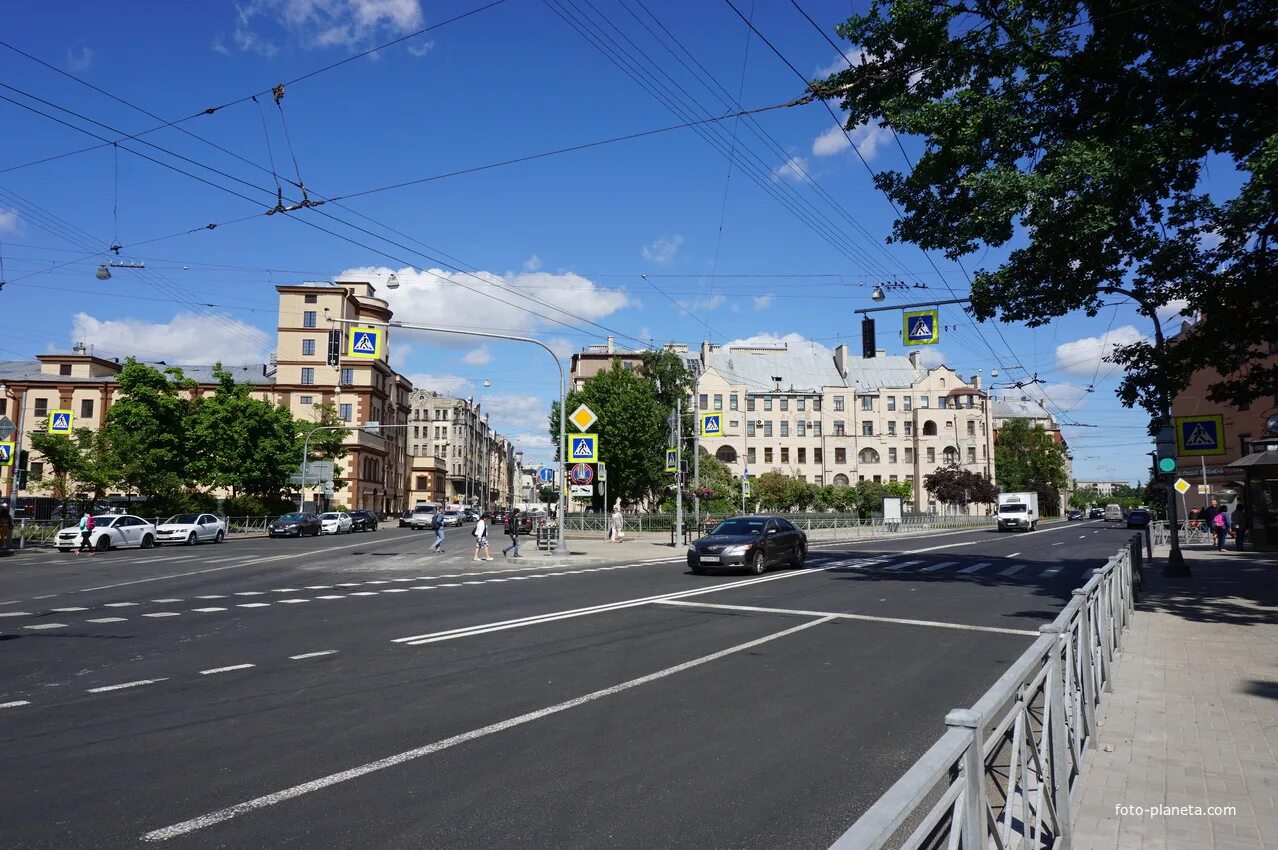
[102,359,195,500]
[924,465,998,509]
[995,418,1069,515]
[306,401,352,493]
[817,1,1278,415]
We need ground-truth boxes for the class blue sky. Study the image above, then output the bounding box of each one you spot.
[0,0,1160,479]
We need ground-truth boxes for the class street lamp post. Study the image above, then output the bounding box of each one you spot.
[326,317,570,555]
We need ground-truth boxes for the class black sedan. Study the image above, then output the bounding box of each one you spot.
[1089,508,1104,519]
[1067,509,1084,520]
[348,509,379,532]
[267,512,322,537]
[1125,508,1152,529]
[687,515,806,575]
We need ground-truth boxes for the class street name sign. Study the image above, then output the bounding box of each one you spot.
[347,327,383,359]
[567,433,598,462]
[903,309,940,346]
[48,409,73,434]
[699,412,723,437]
[1173,478,1190,495]
[568,404,598,432]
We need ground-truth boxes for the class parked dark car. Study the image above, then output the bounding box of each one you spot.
[267,512,322,537]
[1067,509,1083,520]
[1088,508,1104,519]
[687,515,806,575]
[348,509,379,532]
[398,510,413,528]
[1125,508,1152,529]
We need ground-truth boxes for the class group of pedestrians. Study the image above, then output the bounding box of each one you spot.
[1202,498,1247,552]
[425,507,525,561]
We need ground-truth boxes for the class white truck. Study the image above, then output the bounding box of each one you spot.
[997,492,1040,532]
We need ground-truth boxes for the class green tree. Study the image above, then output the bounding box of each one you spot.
[995,419,1068,493]
[306,401,352,494]
[101,359,195,501]
[883,480,914,506]
[1070,488,1102,510]
[25,430,87,512]
[816,2,1277,416]
[923,465,998,512]
[855,479,888,518]
[754,470,795,511]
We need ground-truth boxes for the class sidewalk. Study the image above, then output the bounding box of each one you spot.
[1071,545,1278,849]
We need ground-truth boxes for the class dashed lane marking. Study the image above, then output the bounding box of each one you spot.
[24,623,67,630]
[921,561,957,573]
[200,664,255,675]
[270,589,300,593]
[142,613,181,618]
[289,650,337,660]
[957,562,992,574]
[349,591,378,596]
[50,606,89,612]
[882,560,919,571]
[104,602,137,607]
[237,603,271,608]
[315,595,345,600]
[1,700,31,709]
[88,678,166,693]
[1052,542,1065,546]
[1007,552,1021,557]
[87,617,128,623]
[1040,566,1063,577]
[998,564,1027,577]
[0,611,35,618]
[191,608,226,613]
[234,592,265,597]
[195,595,226,600]
[152,599,183,603]
[276,599,308,604]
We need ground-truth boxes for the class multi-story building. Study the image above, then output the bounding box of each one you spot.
[0,280,413,514]
[694,341,995,513]
[991,395,1073,511]
[569,338,699,390]
[407,391,519,509]
[1072,480,1134,498]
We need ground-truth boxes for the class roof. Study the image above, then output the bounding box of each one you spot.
[1225,449,1278,469]
[991,397,1056,422]
[704,344,925,393]
[0,359,274,386]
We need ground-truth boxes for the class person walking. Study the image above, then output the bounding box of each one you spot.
[76,511,96,555]
[430,509,445,554]
[502,508,522,558]
[609,505,624,543]
[0,504,12,555]
[473,512,493,561]
[1211,502,1231,552]
[1232,502,1247,551]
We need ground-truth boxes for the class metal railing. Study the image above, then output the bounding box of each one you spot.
[832,536,1142,850]
[1150,519,1213,548]
[5,515,282,549]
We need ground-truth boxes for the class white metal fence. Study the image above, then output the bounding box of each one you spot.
[831,536,1144,849]
[5,516,280,549]
[1150,519,1213,548]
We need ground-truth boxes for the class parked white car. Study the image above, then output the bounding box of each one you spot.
[155,513,227,546]
[319,511,353,534]
[56,515,159,553]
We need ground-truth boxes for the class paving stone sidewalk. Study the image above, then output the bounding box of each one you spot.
[1071,544,1278,849]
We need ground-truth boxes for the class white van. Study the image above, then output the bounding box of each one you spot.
[1104,504,1123,522]
[997,492,1040,532]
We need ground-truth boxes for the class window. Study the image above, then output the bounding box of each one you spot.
[780,397,789,412]
[304,293,318,304]
[968,420,977,436]
[797,421,806,437]
[968,447,977,463]
[833,396,845,411]
[905,447,914,462]
[30,461,44,480]
[729,419,739,429]
[300,367,315,385]
[890,474,898,483]
[813,397,822,411]
[302,339,316,356]
[300,395,314,405]
[303,311,317,328]
[834,473,850,486]
[939,396,948,409]
[862,421,874,436]
[0,399,6,415]
[747,396,756,412]
[34,398,48,417]
[747,447,756,464]
[835,447,847,464]
[834,421,845,436]
[815,474,824,486]
[887,421,896,436]
[59,364,72,376]
[814,448,823,464]
[904,421,914,436]
[715,445,738,463]
[889,447,897,463]
[859,448,880,464]
[943,447,959,464]
[713,394,723,411]
[903,396,912,412]
[764,447,773,463]
[920,396,930,408]
[416,475,429,490]
[887,396,896,411]
[764,397,773,411]
[730,394,739,411]
[923,420,938,436]
[699,394,708,411]
[746,421,756,437]
[780,421,789,437]
[861,396,873,411]
[341,367,354,385]
[339,403,352,422]
[798,448,807,464]
[763,421,773,437]
[905,474,914,486]
[812,422,822,436]
[780,448,789,463]
[927,447,936,463]
[797,397,806,411]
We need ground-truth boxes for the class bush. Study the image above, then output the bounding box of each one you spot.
[220,495,266,517]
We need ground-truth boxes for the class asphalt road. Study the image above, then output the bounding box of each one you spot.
[0,519,1139,849]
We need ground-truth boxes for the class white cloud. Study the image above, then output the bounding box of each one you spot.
[815,47,866,78]
[1016,381,1092,413]
[0,208,19,234]
[389,342,412,370]
[225,0,422,54]
[406,39,434,57]
[478,393,550,431]
[812,119,892,161]
[546,337,575,360]
[70,312,271,365]
[66,45,94,72]
[1155,299,1190,321]
[522,254,542,272]
[752,294,775,311]
[916,348,948,368]
[641,234,683,266]
[405,372,472,396]
[676,294,725,313]
[1054,325,1146,377]
[722,332,833,360]
[462,346,491,365]
[772,155,810,183]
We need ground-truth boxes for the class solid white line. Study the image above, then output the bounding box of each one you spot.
[87,617,128,623]
[24,622,67,630]
[88,678,166,693]
[957,562,991,574]
[289,650,337,660]
[998,564,1027,577]
[1,700,31,709]
[200,664,255,675]
[657,600,1040,636]
[142,612,181,618]
[142,616,833,842]
[921,561,957,573]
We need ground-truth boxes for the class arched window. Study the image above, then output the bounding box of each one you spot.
[858,447,880,464]
[715,445,738,464]
[833,473,850,486]
[942,446,959,465]
[939,378,946,387]
[923,420,938,436]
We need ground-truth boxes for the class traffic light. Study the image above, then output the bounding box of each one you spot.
[18,449,28,469]
[327,329,342,366]
[14,469,27,490]
[861,317,876,358]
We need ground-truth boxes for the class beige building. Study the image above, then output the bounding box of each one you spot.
[694,341,995,513]
[407,391,519,509]
[1,280,414,514]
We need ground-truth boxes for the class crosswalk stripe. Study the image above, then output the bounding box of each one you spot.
[1040,566,1063,577]
[958,562,991,574]
[882,560,918,571]
[922,561,958,573]
[998,564,1027,577]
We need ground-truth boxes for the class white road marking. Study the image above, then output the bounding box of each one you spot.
[276,599,309,604]
[104,602,138,607]
[200,664,254,675]
[205,555,251,563]
[142,616,833,842]
[436,583,462,588]
[142,612,181,618]
[1052,542,1065,546]
[147,555,198,563]
[234,592,265,597]
[336,583,361,587]
[657,600,1040,636]
[1079,535,1087,539]
[382,588,409,593]
[87,617,128,623]
[191,608,226,613]
[921,561,957,573]
[1007,552,1021,558]
[882,560,919,571]
[195,595,226,600]
[462,581,485,585]
[303,586,332,590]
[315,595,345,600]
[51,606,89,612]
[349,591,378,596]
[998,564,1027,577]
[1040,566,1063,577]
[0,611,35,618]
[957,562,991,574]
[88,678,166,693]
[1,700,31,709]
[392,578,415,583]
[238,603,271,608]
[289,650,337,660]
[365,580,390,585]
[24,623,67,630]
[270,589,300,593]
[409,586,434,591]
[151,599,183,603]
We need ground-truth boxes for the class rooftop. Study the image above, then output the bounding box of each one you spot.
[704,343,926,393]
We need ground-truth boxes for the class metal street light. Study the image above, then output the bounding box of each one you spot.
[386,273,399,290]
[95,264,111,281]
[870,285,885,302]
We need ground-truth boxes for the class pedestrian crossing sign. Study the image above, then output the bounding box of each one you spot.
[0,441,13,466]
[665,448,677,472]
[700,413,723,437]
[903,309,940,346]
[567,433,598,463]
[347,327,382,359]
[1174,414,1224,456]
[48,409,74,434]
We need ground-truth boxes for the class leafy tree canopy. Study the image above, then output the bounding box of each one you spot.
[924,465,998,507]
[817,0,1277,416]
[102,359,195,499]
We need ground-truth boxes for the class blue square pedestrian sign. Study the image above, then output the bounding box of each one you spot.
[0,441,13,466]
[903,309,940,346]
[347,326,382,359]
[665,448,677,472]
[48,409,74,434]
[700,412,723,437]
[567,433,598,463]
[1175,414,1224,457]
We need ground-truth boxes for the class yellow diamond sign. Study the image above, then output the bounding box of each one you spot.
[1173,478,1190,495]
[568,404,597,433]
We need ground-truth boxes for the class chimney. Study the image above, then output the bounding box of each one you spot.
[700,339,711,367]
[971,375,981,390]
[606,336,615,354]
[834,343,848,379]
[908,351,921,368]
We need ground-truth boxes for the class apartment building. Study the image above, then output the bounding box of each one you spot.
[407,391,519,508]
[1,280,414,514]
[569,338,700,390]
[694,341,995,513]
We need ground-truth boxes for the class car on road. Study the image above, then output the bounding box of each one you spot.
[398,510,413,528]
[1067,509,1084,521]
[462,508,479,524]
[1089,507,1104,519]
[410,505,440,529]
[348,509,379,532]
[267,512,322,537]
[155,513,227,545]
[1104,503,1124,522]
[687,515,806,576]
[319,511,354,534]
[55,514,158,553]
[1125,508,1152,529]
[441,509,464,527]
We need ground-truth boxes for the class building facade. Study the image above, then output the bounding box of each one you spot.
[407,391,519,509]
